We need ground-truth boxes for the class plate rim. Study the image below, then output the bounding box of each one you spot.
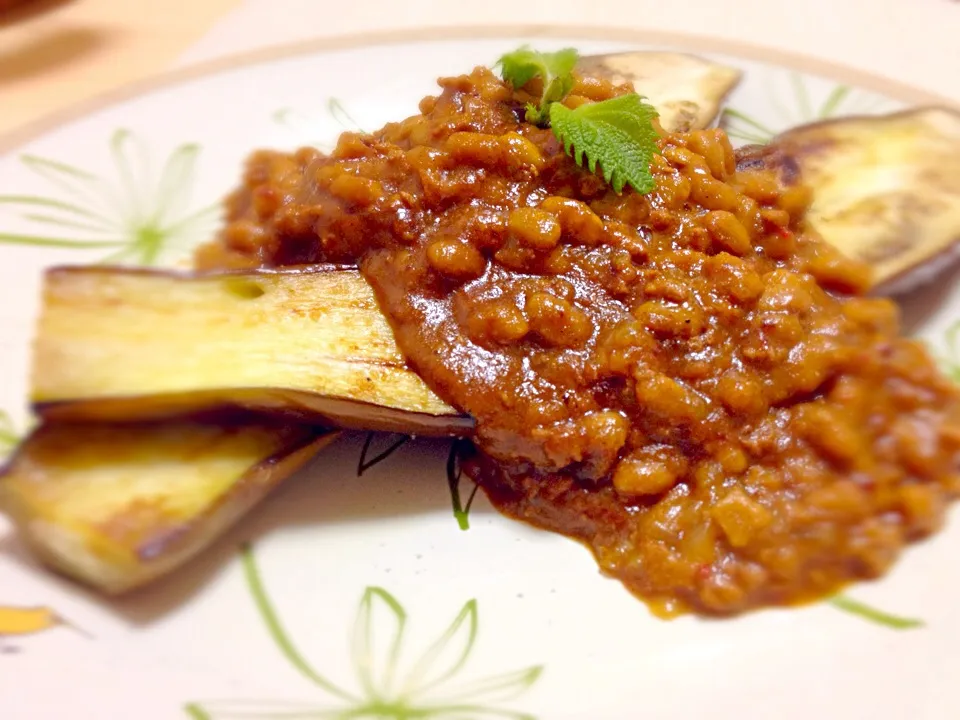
[1,22,957,154]
[0,21,954,713]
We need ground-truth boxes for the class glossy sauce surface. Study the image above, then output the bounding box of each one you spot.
[197,67,960,615]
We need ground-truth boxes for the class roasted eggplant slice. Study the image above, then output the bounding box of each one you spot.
[0,418,335,593]
[579,51,741,132]
[31,266,470,435]
[737,107,960,294]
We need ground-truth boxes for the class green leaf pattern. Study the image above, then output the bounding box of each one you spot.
[186,547,543,719]
[829,595,924,630]
[0,129,218,265]
[272,98,366,152]
[721,70,898,145]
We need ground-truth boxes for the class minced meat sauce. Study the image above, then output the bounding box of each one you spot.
[195,67,960,616]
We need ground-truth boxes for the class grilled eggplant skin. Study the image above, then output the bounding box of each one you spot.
[0,418,336,594]
[736,106,960,296]
[577,51,741,132]
[30,265,472,436]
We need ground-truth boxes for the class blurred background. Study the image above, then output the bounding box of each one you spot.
[0,0,237,136]
[1,0,956,140]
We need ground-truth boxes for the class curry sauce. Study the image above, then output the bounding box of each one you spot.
[196,67,960,616]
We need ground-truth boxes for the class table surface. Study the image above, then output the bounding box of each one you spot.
[0,0,239,137]
[2,0,958,142]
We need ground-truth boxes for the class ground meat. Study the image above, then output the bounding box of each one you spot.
[195,66,960,616]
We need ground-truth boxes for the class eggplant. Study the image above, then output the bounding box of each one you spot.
[578,51,741,132]
[0,417,336,593]
[30,265,470,436]
[736,107,960,295]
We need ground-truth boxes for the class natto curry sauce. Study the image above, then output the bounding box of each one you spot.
[196,67,960,616]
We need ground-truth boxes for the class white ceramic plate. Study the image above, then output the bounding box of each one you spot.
[2,30,959,720]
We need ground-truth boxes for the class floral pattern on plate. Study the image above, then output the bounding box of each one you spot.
[0,129,218,266]
[186,547,543,720]
[721,70,902,144]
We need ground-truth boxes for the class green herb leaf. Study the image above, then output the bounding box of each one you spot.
[496,46,578,126]
[531,72,575,126]
[496,46,578,91]
[550,93,660,194]
[495,46,660,195]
